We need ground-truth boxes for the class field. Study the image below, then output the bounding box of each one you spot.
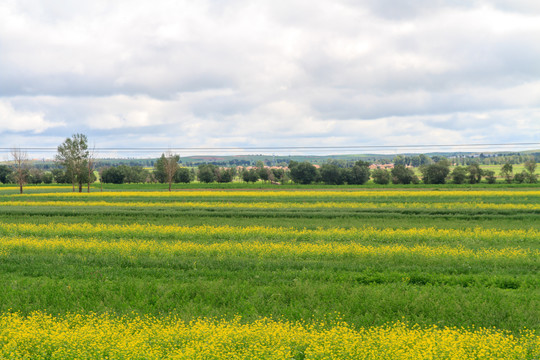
[0,184,539,359]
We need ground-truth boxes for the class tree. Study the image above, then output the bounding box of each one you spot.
[500,163,513,184]
[320,164,344,185]
[420,163,450,184]
[524,160,538,183]
[391,165,419,184]
[450,166,467,184]
[346,161,371,185]
[484,170,496,184]
[56,134,89,192]
[372,168,391,185]
[0,165,13,184]
[289,161,318,184]
[11,147,28,194]
[163,152,180,191]
[198,164,217,183]
[242,168,259,183]
[175,167,191,183]
[101,167,126,184]
[466,164,483,184]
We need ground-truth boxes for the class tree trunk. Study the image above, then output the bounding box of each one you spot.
[79,182,82,193]
[169,181,171,192]
[19,183,23,194]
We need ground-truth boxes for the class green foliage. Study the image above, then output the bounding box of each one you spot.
[391,165,419,184]
[450,166,467,184]
[500,163,513,183]
[420,163,450,184]
[175,168,191,183]
[484,170,497,184]
[0,165,12,184]
[320,164,345,185]
[346,161,371,185]
[198,164,217,183]
[289,161,318,184]
[55,133,90,191]
[371,168,391,185]
[466,163,483,184]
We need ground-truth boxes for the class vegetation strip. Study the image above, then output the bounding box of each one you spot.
[13,189,540,198]
[2,199,539,211]
[0,313,538,360]
[1,222,539,243]
[2,236,537,261]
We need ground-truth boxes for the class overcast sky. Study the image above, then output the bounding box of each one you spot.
[1,0,539,157]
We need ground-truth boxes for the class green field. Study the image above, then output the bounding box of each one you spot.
[0,185,539,358]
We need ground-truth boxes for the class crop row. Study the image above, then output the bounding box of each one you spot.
[2,236,537,261]
[0,312,538,360]
[1,200,539,211]
[1,222,538,246]
[9,189,540,198]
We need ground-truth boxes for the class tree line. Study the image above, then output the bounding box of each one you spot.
[2,134,538,193]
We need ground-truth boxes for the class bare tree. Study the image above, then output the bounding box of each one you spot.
[163,152,179,192]
[11,147,28,194]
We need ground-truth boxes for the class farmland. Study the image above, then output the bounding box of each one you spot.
[0,185,539,359]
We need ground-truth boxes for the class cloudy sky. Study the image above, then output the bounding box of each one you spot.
[1,0,539,157]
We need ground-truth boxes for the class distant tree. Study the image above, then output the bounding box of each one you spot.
[371,168,391,185]
[198,164,217,183]
[289,161,318,184]
[450,166,467,184]
[101,167,125,184]
[391,165,419,185]
[271,168,285,182]
[484,170,497,184]
[466,164,483,184]
[524,160,538,183]
[216,168,234,183]
[241,168,259,183]
[0,165,13,184]
[11,147,28,194]
[163,153,180,191]
[56,134,89,192]
[320,164,344,185]
[514,171,527,184]
[175,167,191,183]
[500,163,513,184]
[42,172,53,184]
[28,168,43,184]
[346,161,371,185]
[51,168,71,184]
[420,162,450,184]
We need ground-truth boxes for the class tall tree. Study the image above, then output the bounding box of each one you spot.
[163,152,180,191]
[11,147,28,194]
[56,134,89,192]
[500,163,513,184]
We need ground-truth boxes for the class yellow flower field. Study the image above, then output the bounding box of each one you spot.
[16,189,540,198]
[2,222,539,243]
[1,236,536,261]
[1,312,538,360]
[2,199,539,210]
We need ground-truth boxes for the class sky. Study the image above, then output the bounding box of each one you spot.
[1,0,539,158]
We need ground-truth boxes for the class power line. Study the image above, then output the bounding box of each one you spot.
[0,142,538,153]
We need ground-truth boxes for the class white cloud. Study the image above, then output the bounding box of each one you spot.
[0,100,63,133]
[0,0,539,152]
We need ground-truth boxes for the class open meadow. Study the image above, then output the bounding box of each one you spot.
[0,184,539,359]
